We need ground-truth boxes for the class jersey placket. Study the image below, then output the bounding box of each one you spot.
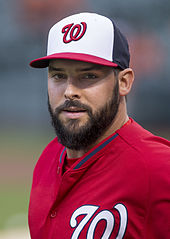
[49,133,119,220]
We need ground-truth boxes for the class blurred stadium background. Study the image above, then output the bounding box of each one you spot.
[0,0,170,238]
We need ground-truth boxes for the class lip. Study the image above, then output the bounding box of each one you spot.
[62,107,87,119]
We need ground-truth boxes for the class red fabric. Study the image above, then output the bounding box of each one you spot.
[63,119,132,174]
[63,156,77,173]
[30,52,118,68]
[28,119,170,238]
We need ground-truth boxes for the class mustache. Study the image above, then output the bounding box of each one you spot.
[54,100,92,115]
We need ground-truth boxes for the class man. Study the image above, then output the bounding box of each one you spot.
[29,12,170,239]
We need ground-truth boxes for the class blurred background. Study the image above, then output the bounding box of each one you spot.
[0,0,170,238]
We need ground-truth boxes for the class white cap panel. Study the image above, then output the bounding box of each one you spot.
[47,13,114,61]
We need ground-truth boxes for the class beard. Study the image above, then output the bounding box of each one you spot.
[48,80,120,150]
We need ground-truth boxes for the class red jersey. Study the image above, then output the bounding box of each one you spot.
[28,119,170,238]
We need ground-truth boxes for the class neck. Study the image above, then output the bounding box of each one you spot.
[66,99,128,159]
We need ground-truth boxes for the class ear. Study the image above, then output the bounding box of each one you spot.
[118,68,134,96]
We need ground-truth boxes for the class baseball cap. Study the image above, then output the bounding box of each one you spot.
[30,12,130,69]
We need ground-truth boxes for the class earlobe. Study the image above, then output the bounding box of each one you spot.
[118,68,134,96]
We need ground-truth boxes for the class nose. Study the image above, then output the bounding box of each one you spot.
[64,78,81,100]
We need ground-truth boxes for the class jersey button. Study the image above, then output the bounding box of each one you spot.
[57,167,60,174]
[50,211,57,218]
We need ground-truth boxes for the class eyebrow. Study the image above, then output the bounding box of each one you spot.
[48,66,64,72]
[78,66,103,72]
[48,65,103,72]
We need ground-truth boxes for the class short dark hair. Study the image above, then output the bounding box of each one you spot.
[112,67,122,77]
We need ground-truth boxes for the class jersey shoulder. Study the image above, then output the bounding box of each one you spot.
[117,118,170,191]
[117,118,170,159]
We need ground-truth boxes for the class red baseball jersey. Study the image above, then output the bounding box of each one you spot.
[28,119,170,238]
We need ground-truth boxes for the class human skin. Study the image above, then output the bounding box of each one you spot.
[48,59,134,158]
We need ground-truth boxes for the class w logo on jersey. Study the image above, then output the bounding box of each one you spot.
[70,204,128,238]
[62,22,87,44]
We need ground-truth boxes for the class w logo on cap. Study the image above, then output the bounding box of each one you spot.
[62,22,87,43]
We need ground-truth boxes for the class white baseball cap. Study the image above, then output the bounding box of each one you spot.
[30,12,130,69]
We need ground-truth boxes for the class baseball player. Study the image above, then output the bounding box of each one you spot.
[28,12,170,239]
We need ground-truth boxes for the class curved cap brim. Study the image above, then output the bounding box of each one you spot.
[29,53,118,68]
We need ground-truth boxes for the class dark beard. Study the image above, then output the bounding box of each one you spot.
[48,80,120,150]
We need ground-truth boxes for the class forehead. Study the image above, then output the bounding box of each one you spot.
[48,59,114,72]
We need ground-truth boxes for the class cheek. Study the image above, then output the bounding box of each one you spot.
[85,83,114,110]
[48,81,64,107]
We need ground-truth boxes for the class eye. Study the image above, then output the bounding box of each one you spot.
[52,73,67,80]
[82,73,98,80]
